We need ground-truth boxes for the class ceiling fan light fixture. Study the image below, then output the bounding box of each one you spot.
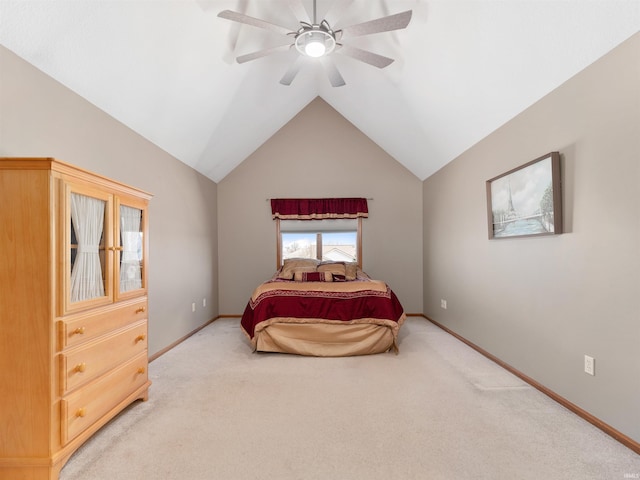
[304,32,327,57]
[295,28,336,58]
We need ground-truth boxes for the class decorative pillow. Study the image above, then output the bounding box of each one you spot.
[344,262,358,281]
[317,262,346,277]
[278,258,319,279]
[294,270,333,282]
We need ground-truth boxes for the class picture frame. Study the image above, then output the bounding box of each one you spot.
[486,152,562,239]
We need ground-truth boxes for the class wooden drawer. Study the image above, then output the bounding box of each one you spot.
[58,297,147,349]
[60,321,148,395]
[61,352,148,445]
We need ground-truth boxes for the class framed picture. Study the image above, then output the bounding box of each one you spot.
[486,152,562,239]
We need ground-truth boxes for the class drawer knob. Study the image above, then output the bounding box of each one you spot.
[74,363,86,373]
[135,307,146,314]
[72,326,85,335]
[135,334,146,343]
[137,367,146,374]
[76,408,86,418]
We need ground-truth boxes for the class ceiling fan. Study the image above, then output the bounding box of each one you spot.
[217,0,412,87]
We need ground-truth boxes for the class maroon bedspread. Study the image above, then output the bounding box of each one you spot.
[240,277,405,340]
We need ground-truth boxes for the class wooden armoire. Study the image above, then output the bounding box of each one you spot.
[0,158,152,479]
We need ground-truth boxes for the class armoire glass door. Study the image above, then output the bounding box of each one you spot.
[66,186,113,311]
[118,204,144,294]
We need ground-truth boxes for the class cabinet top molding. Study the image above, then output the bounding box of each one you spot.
[0,157,153,200]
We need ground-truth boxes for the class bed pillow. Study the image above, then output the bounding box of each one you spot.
[294,270,333,282]
[345,262,358,281]
[278,258,319,279]
[317,262,346,277]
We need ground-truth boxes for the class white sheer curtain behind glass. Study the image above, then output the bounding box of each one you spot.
[70,193,106,302]
[119,205,143,292]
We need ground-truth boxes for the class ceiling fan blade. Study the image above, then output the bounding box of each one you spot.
[287,0,310,23]
[339,10,412,37]
[321,57,346,87]
[236,44,292,64]
[218,10,293,36]
[280,56,303,86]
[323,0,354,26]
[336,44,394,68]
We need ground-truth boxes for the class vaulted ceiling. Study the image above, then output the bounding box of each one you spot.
[1,1,638,182]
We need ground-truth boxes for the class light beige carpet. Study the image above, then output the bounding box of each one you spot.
[60,318,640,480]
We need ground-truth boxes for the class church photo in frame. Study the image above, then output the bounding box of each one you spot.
[486,152,562,239]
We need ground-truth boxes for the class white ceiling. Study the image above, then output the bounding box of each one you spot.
[1,1,638,182]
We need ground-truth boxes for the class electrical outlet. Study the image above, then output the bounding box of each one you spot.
[440,299,447,309]
[584,355,595,376]
[203,298,206,307]
[191,303,196,313]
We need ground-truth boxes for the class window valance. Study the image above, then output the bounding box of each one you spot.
[271,198,368,220]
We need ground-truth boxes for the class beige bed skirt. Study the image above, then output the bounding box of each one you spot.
[254,322,397,357]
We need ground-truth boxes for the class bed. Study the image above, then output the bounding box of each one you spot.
[240,259,406,356]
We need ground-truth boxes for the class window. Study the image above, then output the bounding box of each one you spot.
[270,198,368,270]
[277,219,362,268]
[282,231,357,262]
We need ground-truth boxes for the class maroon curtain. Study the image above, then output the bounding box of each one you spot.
[271,198,368,220]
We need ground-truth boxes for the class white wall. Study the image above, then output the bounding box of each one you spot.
[0,46,219,356]
[218,97,423,315]
[423,33,640,442]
